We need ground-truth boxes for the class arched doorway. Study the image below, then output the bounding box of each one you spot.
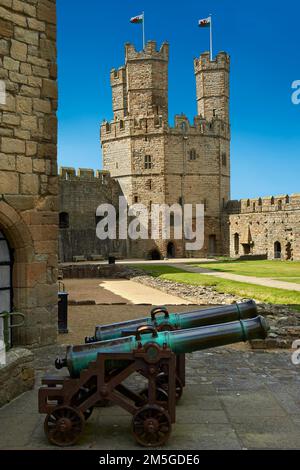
[150,249,161,260]
[167,242,176,258]
[274,241,282,259]
[0,201,35,346]
[0,229,13,314]
[234,233,240,255]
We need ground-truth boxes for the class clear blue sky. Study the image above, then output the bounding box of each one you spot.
[57,0,300,200]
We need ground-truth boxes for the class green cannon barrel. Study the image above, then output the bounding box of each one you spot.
[58,316,269,378]
[85,300,258,343]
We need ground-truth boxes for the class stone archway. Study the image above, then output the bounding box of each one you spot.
[0,201,35,345]
[0,201,34,264]
[167,242,176,258]
[150,249,161,260]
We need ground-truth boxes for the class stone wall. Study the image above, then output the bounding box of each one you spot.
[59,167,131,262]
[225,194,300,260]
[0,348,34,407]
[0,0,58,347]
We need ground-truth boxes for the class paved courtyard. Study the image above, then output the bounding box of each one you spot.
[0,338,300,449]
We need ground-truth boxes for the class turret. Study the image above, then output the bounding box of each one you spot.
[125,41,169,121]
[110,66,128,119]
[194,51,230,123]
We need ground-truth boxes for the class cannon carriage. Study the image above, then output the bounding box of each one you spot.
[38,302,269,447]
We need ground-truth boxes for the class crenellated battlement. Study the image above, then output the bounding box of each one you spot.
[110,66,126,86]
[59,167,111,182]
[101,115,166,141]
[101,113,230,141]
[125,40,169,62]
[170,114,229,137]
[194,51,230,74]
[226,193,300,214]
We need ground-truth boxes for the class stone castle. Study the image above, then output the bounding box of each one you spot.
[59,40,300,262]
[0,1,299,404]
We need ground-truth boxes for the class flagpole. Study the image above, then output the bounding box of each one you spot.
[142,11,145,49]
[209,14,213,61]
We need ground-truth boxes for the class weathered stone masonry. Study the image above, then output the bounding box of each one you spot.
[225,194,300,260]
[101,42,230,258]
[0,0,58,348]
[59,167,131,262]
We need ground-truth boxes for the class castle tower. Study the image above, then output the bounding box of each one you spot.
[111,66,128,119]
[194,52,230,123]
[125,41,169,121]
[101,42,231,259]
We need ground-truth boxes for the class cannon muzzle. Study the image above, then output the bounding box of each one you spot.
[60,315,269,378]
[85,300,258,343]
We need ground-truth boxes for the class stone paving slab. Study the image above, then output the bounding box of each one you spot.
[0,344,299,450]
[101,279,192,305]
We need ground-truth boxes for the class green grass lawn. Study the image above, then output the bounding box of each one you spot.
[132,264,300,309]
[192,260,300,284]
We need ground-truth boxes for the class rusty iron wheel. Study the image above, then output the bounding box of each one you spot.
[139,386,169,405]
[157,373,184,401]
[132,405,171,447]
[44,406,84,447]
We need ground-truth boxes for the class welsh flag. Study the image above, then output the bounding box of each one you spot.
[198,17,211,28]
[130,14,144,24]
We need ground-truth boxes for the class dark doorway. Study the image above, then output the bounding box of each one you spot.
[167,242,176,258]
[234,233,240,255]
[242,244,251,255]
[286,242,292,260]
[274,241,282,259]
[59,212,69,229]
[150,249,161,260]
[208,235,217,256]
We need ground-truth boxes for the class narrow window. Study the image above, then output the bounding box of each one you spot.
[188,149,197,161]
[222,152,227,167]
[59,212,69,229]
[144,155,152,170]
